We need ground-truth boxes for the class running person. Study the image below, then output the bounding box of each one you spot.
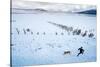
[77,47,84,56]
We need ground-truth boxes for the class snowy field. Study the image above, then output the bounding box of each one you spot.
[11,12,96,66]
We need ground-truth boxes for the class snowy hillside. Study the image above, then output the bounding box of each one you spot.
[77,9,96,15]
[11,0,97,67]
[11,12,96,66]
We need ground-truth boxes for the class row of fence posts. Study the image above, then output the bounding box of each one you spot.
[14,28,94,38]
[14,28,67,35]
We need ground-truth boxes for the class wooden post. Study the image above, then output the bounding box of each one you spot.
[16,28,20,35]
[23,29,26,34]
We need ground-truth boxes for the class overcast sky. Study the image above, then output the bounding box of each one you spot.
[12,0,96,12]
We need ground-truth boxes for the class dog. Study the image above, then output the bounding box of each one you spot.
[63,51,71,55]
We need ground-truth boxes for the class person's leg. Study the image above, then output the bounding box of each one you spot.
[82,52,83,54]
[82,51,84,54]
[77,53,80,56]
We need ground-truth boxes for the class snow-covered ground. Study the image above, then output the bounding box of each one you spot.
[11,12,96,66]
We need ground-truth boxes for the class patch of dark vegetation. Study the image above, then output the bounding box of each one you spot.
[81,31,87,37]
[37,32,39,35]
[73,29,81,35]
[23,29,26,34]
[16,28,20,34]
[55,32,58,35]
[38,47,42,50]
[31,32,33,34]
[43,32,46,35]
[88,33,94,38]
[26,28,30,32]
[61,32,64,35]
